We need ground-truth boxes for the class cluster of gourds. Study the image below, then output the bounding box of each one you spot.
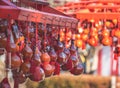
[59,19,120,60]
[71,19,115,48]
[70,19,120,60]
[0,19,84,88]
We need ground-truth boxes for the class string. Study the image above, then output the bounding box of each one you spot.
[44,18,47,50]
[25,15,30,44]
[58,18,61,41]
[65,22,67,48]
[35,17,38,47]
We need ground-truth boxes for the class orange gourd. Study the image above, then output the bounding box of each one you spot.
[41,52,51,63]
[20,61,31,74]
[11,53,22,69]
[101,29,110,37]
[83,28,89,34]
[81,33,88,41]
[114,29,120,38]
[42,63,55,77]
[101,37,112,46]
[88,37,98,46]
[75,39,83,48]
[22,44,33,58]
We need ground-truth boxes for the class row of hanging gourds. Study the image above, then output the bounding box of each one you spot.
[64,19,120,60]
[0,19,84,88]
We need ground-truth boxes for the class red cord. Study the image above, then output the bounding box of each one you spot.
[44,20,47,50]
[36,22,38,46]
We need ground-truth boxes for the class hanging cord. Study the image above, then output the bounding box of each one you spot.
[58,18,62,41]
[35,16,38,50]
[35,0,38,47]
[64,21,68,48]
[49,17,56,47]
[104,8,107,29]
[25,14,30,44]
[43,17,47,51]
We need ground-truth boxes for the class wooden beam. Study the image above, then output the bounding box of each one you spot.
[76,12,120,20]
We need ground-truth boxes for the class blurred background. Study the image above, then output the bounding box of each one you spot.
[1,0,120,88]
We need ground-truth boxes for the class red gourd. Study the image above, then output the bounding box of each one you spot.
[57,52,67,65]
[29,66,45,82]
[56,41,64,52]
[20,61,31,74]
[61,59,73,71]
[22,44,33,58]
[32,47,41,66]
[70,62,84,75]
[50,61,60,75]
[70,40,77,55]
[9,43,17,53]
[42,62,55,77]
[70,55,79,66]
[49,48,57,61]
[64,48,70,61]
[11,53,21,69]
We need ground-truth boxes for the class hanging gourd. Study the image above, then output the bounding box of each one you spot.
[22,42,33,58]
[75,39,83,48]
[11,53,22,69]
[57,51,67,65]
[81,33,88,42]
[41,52,51,63]
[114,29,120,38]
[101,36,112,46]
[83,28,89,34]
[88,36,98,46]
[75,33,81,40]
[50,61,60,75]
[70,62,84,75]
[42,62,55,77]
[101,28,110,37]
[29,66,45,82]
[70,40,77,55]
[66,30,72,41]
[32,47,41,66]
[20,61,31,74]
[64,48,70,60]
[60,29,65,42]
[49,48,57,62]
[61,58,73,71]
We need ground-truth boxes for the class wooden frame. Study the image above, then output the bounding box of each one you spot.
[0,0,78,28]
